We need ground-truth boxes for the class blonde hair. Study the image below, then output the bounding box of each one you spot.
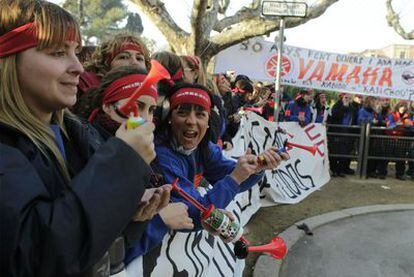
[84,33,151,77]
[0,0,82,180]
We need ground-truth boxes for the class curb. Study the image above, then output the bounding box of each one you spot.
[252,204,414,277]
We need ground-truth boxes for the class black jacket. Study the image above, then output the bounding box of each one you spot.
[0,116,151,276]
[328,101,356,125]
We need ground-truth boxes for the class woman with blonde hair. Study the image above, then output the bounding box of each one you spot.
[0,1,168,275]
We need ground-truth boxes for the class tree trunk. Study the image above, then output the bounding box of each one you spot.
[131,0,341,65]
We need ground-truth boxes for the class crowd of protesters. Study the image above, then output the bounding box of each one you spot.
[1,1,413,276]
[0,1,289,276]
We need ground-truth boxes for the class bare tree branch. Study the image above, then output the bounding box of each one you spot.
[133,0,341,63]
[131,0,189,46]
[213,5,260,32]
[386,0,414,40]
[191,0,209,44]
[204,0,220,34]
[211,0,340,53]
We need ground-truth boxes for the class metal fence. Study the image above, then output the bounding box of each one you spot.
[327,124,366,177]
[327,123,414,178]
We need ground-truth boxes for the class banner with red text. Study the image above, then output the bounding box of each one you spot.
[214,38,414,100]
[124,113,329,277]
[224,112,330,204]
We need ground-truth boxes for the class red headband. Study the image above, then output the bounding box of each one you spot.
[170,87,211,113]
[232,87,247,94]
[0,22,78,58]
[88,74,157,122]
[0,23,38,57]
[184,55,200,70]
[171,67,184,81]
[106,42,144,65]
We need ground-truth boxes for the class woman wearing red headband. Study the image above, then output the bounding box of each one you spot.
[85,66,159,135]
[0,1,161,276]
[154,83,289,235]
[180,55,206,86]
[72,33,151,115]
[85,67,195,267]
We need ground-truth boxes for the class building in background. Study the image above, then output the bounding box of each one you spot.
[352,44,414,59]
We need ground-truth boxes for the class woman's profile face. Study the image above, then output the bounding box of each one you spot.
[182,61,197,84]
[103,95,157,123]
[17,41,83,119]
[170,104,209,150]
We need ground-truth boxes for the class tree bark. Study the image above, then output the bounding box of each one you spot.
[385,0,414,40]
[131,0,341,64]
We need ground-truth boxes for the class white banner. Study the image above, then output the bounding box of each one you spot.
[225,112,330,204]
[128,113,330,276]
[128,186,261,277]
[214,38,414,100]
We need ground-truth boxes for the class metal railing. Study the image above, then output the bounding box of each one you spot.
[362,124,414,177]
[326,123,414,178]
[327,124,366,177]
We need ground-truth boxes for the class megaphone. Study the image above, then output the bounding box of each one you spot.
[234,237,287,260]
[117,60,171,128]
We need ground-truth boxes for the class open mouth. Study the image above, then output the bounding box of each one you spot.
[183,130,198,139]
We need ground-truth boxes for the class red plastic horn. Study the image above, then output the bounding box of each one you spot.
[286,141,317,156]
[248,237,287,259]
[243,106,263,114]
[234,237,287,260]
[171,178,207,213]
[118,60,171,117]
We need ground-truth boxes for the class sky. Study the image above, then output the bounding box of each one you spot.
[51,0,414,54]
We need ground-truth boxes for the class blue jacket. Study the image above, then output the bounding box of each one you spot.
[357,107,379,125]
[284,100,312,125]
[125,141,264,263]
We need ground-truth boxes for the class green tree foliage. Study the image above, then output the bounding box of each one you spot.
[63,0,144,45]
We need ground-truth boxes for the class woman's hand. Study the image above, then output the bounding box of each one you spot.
[115,122,156,165]
[159,202,194,230]
[230,148,259,184]
[256,147,290,172]
[132,185,171,222]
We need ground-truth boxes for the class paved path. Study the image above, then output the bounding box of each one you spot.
[279,210,414,277]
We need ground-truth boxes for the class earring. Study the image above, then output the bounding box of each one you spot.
[168,121,171,124]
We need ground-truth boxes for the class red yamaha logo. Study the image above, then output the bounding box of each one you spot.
[265,55,292,78]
